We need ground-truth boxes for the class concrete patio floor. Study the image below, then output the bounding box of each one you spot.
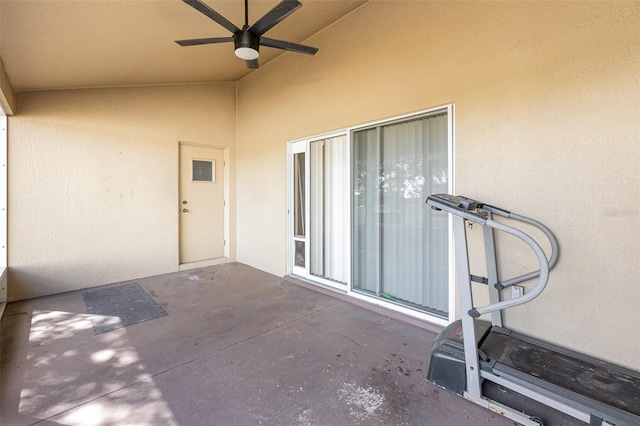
[0,262,571,425]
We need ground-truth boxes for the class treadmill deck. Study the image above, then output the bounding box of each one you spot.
[481,330,640,416]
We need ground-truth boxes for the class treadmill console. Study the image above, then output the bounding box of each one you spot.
[426,194,488,223]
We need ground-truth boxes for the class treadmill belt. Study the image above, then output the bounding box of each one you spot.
[481,332,640,416]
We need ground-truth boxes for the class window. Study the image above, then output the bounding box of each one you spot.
[293,153,305,238]
[192,159,214,182]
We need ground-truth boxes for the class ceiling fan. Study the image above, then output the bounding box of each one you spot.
[175,0,318,69]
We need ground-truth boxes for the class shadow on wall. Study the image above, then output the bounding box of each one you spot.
[7,267,87,302]
[7,266,124,303]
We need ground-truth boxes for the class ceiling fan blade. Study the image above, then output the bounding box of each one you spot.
[175,37,234,46]
[248,0,302,36]
[182,0,240,34]
[260,37,318,55]
[246,59,259,69]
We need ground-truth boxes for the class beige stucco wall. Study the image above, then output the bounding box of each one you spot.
[236,1,640,368]
[9,83,236,300]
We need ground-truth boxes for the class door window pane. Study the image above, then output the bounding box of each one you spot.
[353,112,449,317]
[294,153,306,237]
[295,241,305,267]
[193,160,214,182]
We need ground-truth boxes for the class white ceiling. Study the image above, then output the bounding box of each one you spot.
[0,0,367,91]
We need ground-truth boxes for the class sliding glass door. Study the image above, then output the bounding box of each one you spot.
[289,106,452,321]
[352,111,450,318]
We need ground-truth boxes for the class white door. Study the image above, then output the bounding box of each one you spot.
[179,144,225,264]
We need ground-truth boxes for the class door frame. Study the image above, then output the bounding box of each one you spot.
[178,141,231,270]
[288,140,309,278]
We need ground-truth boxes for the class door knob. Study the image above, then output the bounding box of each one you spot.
[182,208,189,213]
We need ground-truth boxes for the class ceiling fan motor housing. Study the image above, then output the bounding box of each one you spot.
[234,31,260,59]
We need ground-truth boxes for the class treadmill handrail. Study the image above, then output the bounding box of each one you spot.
[426,194,559,290]
[494,212,559,289]
[468,218,550,318]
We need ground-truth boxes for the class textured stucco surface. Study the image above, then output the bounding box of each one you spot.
[5,1,639,370]
[9,83,236,300]
[235,1,640,368]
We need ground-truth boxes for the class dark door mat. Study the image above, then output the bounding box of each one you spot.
[82,282,167,334]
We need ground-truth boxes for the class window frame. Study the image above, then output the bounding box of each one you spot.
[0,112,6,306]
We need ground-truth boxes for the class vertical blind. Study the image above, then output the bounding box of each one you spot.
[310,136,349,283]
[353,112,449,317]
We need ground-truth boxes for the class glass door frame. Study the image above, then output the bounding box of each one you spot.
[288,140,308,278]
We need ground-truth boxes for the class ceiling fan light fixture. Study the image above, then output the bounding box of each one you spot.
[234,30,260,60]
[235,46,259,60]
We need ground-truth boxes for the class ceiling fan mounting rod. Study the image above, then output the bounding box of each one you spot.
[243,0,249,29]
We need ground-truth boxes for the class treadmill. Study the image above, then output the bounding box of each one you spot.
[425,194,640,426]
